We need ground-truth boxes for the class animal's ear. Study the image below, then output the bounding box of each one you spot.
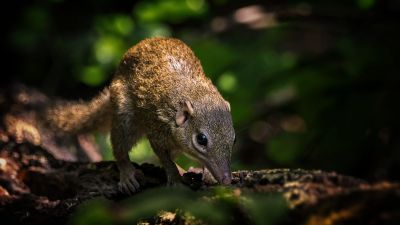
[176,101,194,126]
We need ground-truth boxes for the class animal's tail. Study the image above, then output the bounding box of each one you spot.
[45,88,112,135]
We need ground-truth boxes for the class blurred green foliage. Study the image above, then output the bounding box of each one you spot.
[3,0,400,222]
[69,187,287,225]
[134,0,207,23]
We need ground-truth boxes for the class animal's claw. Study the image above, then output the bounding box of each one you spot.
[118,168,141,194]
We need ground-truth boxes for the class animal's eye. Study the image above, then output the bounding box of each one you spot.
[196,133,208,147]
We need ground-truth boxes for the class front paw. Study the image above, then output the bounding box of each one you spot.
[119,170,141,194]
[201,167,218,184]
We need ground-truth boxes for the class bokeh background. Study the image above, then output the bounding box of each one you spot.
[3,0,400,183]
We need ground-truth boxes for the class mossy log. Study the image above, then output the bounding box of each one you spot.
[1,139,399,225]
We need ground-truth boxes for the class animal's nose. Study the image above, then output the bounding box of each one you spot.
[222,172,231,185]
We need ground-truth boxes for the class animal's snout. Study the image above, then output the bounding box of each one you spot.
[222,172,231,185]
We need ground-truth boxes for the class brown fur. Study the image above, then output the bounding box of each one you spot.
[45,38,235,193]
[45,88,112,134]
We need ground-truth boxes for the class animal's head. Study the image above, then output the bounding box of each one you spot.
[172,99,235,185]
